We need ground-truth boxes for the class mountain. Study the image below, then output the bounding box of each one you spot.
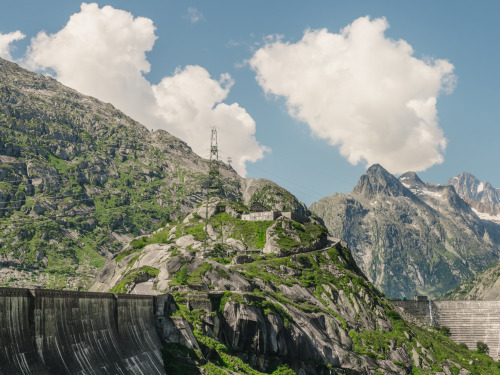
[442,259,500,301]
[90,198,499,374]
[0,57,306,290]
[310,164,500,298]
[446,172,500,224]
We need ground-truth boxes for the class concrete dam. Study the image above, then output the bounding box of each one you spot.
[0,287,167,374]
[392,299,500,360]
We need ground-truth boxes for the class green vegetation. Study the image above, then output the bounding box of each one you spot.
[109,266,159,293]
[273,220,327,251]
[0,69,243,289]
[196,332,299,375]
[349,307,500,374]
[248,185,301,213]
[477,341,489,354]
[162,342,201,375]
[208,212,273,250]
[169,262,214,287]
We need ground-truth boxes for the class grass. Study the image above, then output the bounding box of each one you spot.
[208,212,274,249]
[169,262,215,287]
[109,266,159,293]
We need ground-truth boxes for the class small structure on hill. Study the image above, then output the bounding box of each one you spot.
[241,210,307,223]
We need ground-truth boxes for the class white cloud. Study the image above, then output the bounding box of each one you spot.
[186,7,205,24]
[153,66,269,175]
[25,2,267,176]
[250,16,455,174]
[25,3,157,125]
[0,31,25,60]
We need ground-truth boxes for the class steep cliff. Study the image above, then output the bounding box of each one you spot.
[310,165,500,298]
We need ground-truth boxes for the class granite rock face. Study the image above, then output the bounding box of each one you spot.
[442,258,500,301]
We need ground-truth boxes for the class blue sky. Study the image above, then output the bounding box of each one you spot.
[1,1,499,206]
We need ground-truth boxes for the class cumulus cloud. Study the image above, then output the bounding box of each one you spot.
[185,7,205,24]
[250,16,455,174]
[153,66,269,175]
[0,31,25,60]
[25,3,267,176]
[25,3,157,125]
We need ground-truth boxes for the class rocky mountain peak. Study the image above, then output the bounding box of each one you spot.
[398,171,424,189]
[446,172,500,223]
[352,164,410,199]
[447,172,500,205]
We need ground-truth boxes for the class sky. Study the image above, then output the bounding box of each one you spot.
[1,1,499,206]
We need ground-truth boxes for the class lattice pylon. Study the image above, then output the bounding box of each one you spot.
[204,127,223,249]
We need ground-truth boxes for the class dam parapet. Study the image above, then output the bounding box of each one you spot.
[0,287,165,374]
[393,298,500,360]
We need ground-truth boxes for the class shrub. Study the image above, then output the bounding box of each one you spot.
[436,325,451,337]
[477,341,489,354]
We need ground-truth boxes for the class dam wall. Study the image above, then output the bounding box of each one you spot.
[392,299,500,360]
[0,287,166,374]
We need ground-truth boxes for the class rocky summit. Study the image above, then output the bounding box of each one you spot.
[310,164,500,299]
[440,173,500,301]
[446,172,500,224]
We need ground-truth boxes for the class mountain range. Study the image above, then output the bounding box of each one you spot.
[310,165,500,299]
[441,172,500,300]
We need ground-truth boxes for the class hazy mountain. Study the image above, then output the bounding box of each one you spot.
[446,172,500,224]
[310,164,500,298]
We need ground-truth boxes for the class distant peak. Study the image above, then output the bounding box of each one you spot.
[447,171,500,204]
[399,172,424,188]
[352,164,409,198]
[457,172,478,180]
[446,172,480,187]
[365,163,387,174]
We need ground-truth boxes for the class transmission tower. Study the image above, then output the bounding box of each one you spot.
[204,127,223,250]
[206,127,221,199]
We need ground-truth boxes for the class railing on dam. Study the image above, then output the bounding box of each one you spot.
[0,287,166,375]
[392,298,500,361]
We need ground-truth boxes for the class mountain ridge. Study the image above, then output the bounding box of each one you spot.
[310,164,500,298]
